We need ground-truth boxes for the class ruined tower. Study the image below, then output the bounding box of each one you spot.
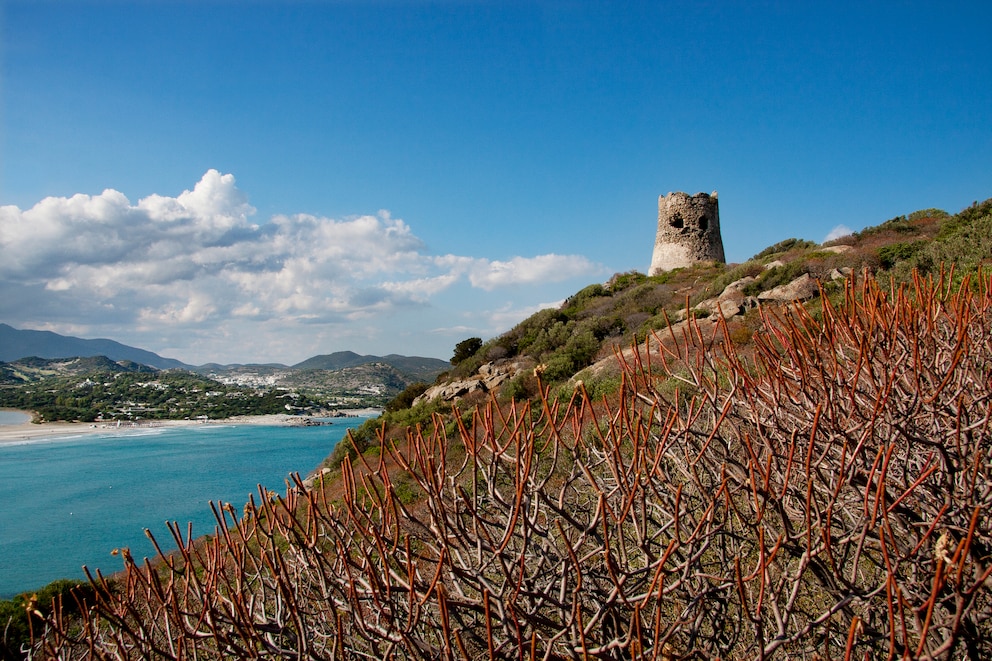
[649,191,725,275]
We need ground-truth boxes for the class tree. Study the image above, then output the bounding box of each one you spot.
[450,337,482,365]
[384,382,429,412]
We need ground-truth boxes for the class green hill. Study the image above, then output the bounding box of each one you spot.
[292,351,448,379]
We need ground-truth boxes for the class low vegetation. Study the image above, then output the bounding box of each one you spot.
[1,580,94,661]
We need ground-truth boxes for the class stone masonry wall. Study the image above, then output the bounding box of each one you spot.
[649,191,726,275]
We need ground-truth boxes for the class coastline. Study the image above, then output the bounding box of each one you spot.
[0,410,379,445]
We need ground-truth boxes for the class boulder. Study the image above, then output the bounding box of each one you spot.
[721,276,756,293]
[696,293,745,320]
[819,244,853,254]
[417,378,487,404]
[829,267,854,281]
[301,467,332,490]
[758,273,820,302]
[693,279,760,320]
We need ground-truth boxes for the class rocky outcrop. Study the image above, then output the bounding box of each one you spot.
[693,270,829,318]
[427,267,842,403]
[301,467,332,490]
[415,357,537,405]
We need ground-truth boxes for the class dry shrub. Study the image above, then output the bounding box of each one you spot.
[35,270,992,660]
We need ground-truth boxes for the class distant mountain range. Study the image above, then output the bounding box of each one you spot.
[0,323,450,383]
[0,323,189,370]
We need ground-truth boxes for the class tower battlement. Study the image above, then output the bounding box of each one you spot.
[649,191,725,275]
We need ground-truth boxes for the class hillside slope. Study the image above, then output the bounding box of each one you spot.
[25,196,992,659]
[40,260,992,660]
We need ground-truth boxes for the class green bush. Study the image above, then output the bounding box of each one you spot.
[541,329,599,383]
[520,318,574,358]
[1,579,95,661]
[0,598,29,661]
[856,214,916,238]
[561,284,608,318]
[878,240,926,270]
[384,382,429,413]
[925,204,992,278]
[750,238,817,261]
[501,374,533,403]
[392,474,424,505]
[907,208,948,222]
[605,271,647,292]
[743,260,809,296]
[324,419,381,471]
[645,267,686,284]
[451,337,483,365]
[514,309,568,357]
[582,374,622,402]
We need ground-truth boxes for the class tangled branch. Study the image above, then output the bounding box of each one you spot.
[36,270,992,659]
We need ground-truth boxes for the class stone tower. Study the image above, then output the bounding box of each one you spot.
[649,191,725,275]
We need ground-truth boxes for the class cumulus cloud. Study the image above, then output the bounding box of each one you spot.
[823,224,853,243]
[467,254,598,290]
[0,171,603,362]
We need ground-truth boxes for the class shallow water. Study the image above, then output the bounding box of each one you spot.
[0,419,365,598]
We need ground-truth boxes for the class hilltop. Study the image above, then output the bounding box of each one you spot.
[292,351,448,380]
[400,199,990,411]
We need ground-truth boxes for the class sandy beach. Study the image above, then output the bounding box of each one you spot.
[0,411,378,445]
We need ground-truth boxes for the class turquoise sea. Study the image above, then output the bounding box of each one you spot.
[0,417,365,598]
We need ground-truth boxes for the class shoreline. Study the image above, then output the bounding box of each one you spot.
[0,409,380,445]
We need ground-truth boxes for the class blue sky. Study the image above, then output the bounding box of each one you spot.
[2,1,990,365]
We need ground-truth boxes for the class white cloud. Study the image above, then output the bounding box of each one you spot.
[381,274,462,301]
[0,171,604,363]
[823,225,853,243]
[139,291,217,325]
[484,299,565,330]
[468,254,600,290]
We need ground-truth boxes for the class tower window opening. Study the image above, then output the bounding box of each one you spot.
[699,215,709,231]
[670,214,683,229]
